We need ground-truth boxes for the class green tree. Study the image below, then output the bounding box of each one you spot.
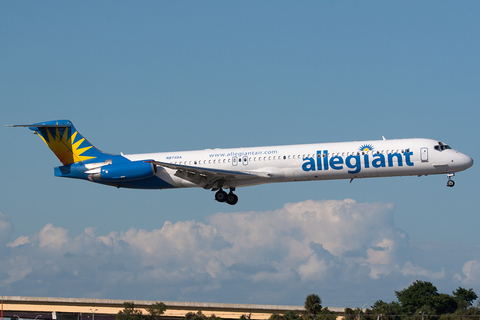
[432,294,457,315]
[395,280,440,314]
[370,300,401,320]
[184,311,221,320]
[343,308,356,320]
[305,294,322,319]
[452,287,478,312]
[362,309,376,320]
[117,302,168,320]
[414,304,436,320]
[284,311,300,320]
[117,302,144,320]
[344,308,366,320]
[315,308,336,320]
[185,311,205,320]
[146,302,167,320]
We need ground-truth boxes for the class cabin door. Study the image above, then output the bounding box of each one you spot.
[420,147,429,162]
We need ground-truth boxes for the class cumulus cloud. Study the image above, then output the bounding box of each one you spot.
[454,260,480,286]
[0,200,477,305]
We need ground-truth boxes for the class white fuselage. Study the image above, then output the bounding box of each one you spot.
[124,138,473,190]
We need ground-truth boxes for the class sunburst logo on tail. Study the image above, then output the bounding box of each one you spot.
[37,127,96,165]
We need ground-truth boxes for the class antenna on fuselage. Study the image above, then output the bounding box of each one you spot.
[382,136,386,140]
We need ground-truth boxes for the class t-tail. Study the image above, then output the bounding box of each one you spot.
[9,120,161,189]
[9,119,110,165]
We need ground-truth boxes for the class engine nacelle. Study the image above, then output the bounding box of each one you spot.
[88,161,156,182]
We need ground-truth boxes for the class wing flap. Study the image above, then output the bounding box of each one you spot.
[149,160,269,189]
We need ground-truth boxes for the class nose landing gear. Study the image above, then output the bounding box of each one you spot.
[215,188,238,205]
[447,173,455,187]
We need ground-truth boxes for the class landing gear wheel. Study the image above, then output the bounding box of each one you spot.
[447,180,455,187]
[215,190,227,202]
[226,192,238,205]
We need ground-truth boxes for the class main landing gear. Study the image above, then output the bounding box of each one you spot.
[215,188,238,205]
[446,173,455,187]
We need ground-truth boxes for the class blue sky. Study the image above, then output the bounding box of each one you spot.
[1,1,479,308]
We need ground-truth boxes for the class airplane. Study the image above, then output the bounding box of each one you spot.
[9,120,474,205]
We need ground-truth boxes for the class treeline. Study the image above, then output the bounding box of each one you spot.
[116,280,479,320]
[347,280,479,320]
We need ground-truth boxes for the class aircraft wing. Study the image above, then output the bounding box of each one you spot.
[150,160,269,189]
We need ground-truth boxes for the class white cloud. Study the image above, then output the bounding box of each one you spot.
[7,235,30,247]
[454,260,480,286]
[298,254,332,281]
[38,223,69,249]
[0,200,477,305]
[401,261,445,279]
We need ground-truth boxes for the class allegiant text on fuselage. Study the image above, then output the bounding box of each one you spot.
[302,150,415,174]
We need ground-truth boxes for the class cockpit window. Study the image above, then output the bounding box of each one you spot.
[434,142,452,151]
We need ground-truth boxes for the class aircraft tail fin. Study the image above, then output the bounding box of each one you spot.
[8,120,109,165]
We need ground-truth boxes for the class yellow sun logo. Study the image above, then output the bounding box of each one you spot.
[37,127,96,165]
[359,144,374,152]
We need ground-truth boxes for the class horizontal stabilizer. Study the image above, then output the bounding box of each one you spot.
[7,120,110,165]
[6,124,70,128]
